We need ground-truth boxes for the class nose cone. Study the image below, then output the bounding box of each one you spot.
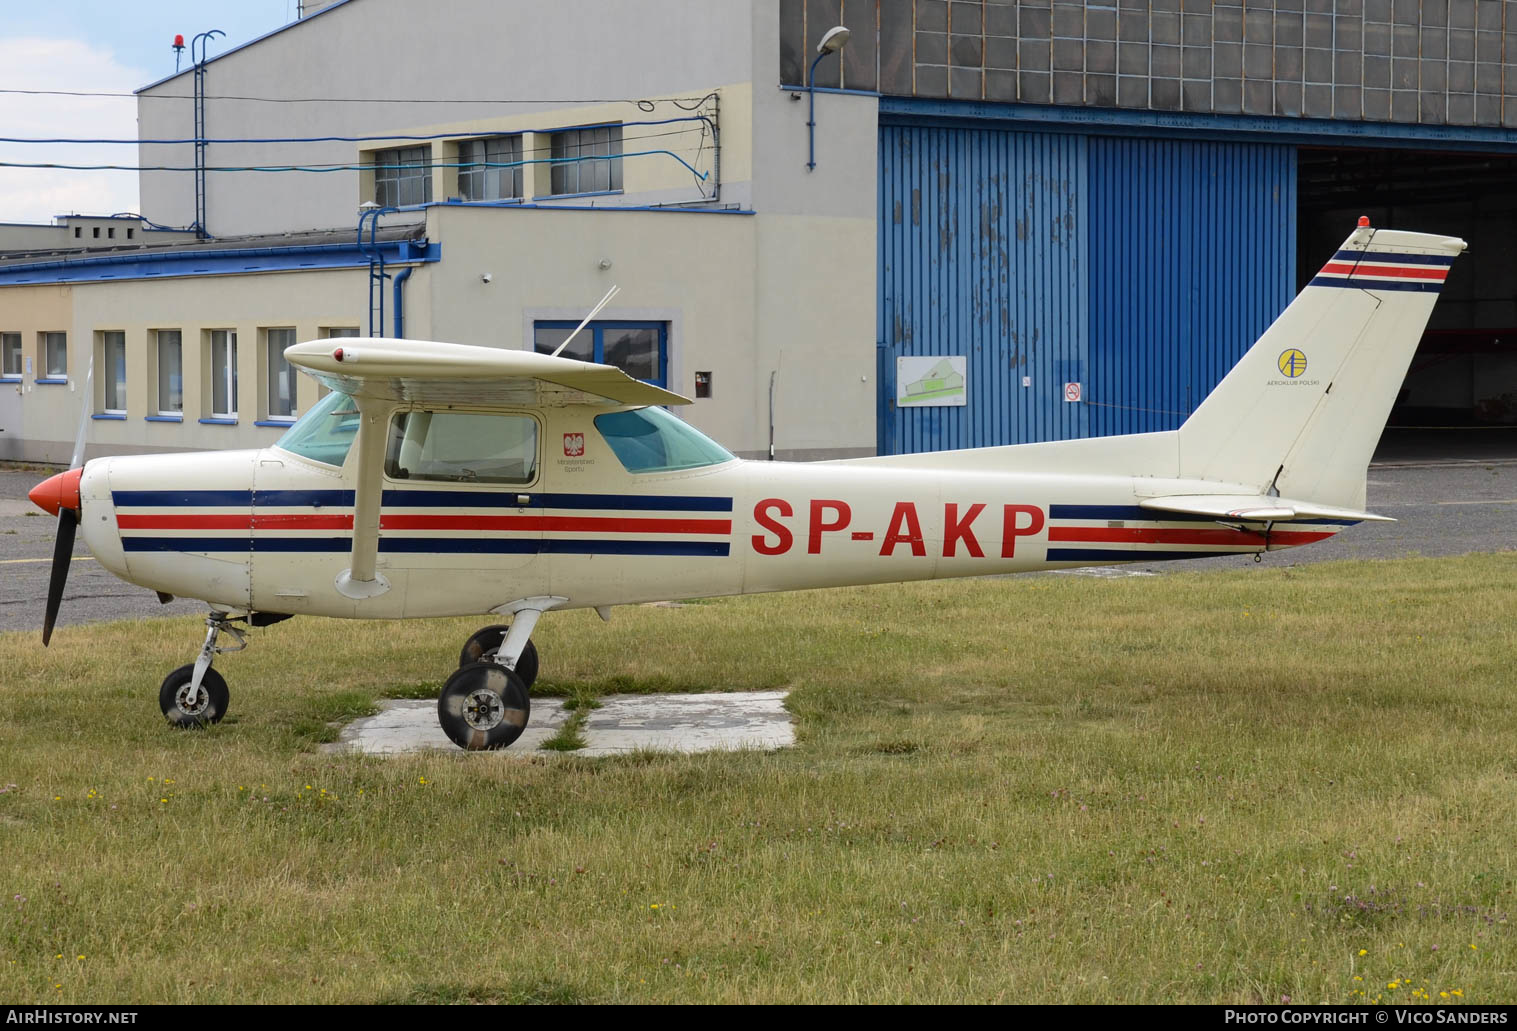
[28,468,83,517]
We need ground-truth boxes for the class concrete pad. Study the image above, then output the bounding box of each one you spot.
[323,691,792,757]
[575,691,793,756]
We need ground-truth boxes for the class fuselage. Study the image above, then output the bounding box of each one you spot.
[74,401,1348,620]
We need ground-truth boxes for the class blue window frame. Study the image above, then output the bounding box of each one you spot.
[532,320,667,388]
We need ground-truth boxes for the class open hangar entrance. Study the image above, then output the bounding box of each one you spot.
[1298,146,1517,433]
[875,115,1517,458]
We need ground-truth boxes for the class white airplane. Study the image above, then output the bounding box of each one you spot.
[28,220,1465,749]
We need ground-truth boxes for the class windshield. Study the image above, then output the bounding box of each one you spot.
[274,390,359,467]
[593,407,734,474]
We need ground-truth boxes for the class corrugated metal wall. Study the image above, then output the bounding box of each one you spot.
[877,122,1296,453]
[878,126,1088,455]
[1087,138,1296,436]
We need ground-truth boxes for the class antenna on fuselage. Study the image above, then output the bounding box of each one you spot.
[549,284,621,359]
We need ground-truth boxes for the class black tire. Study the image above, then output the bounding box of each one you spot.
[437,662,531,751]
[458,625,539,689]
[158,664,230,728]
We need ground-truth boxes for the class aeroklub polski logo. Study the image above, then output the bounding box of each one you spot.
[1277,349,1308,378]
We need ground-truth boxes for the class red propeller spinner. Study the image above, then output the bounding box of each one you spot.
[28,467,82,517]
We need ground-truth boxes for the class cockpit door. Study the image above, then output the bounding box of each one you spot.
[376,407,545,578]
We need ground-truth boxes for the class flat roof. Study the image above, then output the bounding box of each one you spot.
[0,225,435,286]
[135,0,360,94]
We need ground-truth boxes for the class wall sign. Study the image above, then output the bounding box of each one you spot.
[896,356,967,408]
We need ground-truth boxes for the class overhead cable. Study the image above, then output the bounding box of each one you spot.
[0,87,720,105]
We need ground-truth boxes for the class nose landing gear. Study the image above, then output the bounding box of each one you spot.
[159,612,246,727]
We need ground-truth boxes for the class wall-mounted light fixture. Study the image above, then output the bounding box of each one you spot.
[806,25,850,172]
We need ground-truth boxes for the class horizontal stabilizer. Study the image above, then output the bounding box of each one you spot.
[1139,495,1394,523]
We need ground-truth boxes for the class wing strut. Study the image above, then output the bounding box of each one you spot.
[335,397,391,599]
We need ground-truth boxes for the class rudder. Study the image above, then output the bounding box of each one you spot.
[1176,221,1465,510]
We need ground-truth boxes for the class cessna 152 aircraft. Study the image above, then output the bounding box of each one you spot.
[28,220,1465,749]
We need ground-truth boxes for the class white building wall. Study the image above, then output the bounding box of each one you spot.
[0,1,885,463]
[2,269,368,463]
[137,0,761,236]
[419,202,875,459]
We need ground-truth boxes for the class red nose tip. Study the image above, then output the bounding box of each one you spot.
[28,468,82,517]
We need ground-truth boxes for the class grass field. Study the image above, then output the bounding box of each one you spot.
[1,553,1515,1004]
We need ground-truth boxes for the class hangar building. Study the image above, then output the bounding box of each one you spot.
[1,0,1513,465]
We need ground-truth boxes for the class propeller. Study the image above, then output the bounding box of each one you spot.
[30,352,92,646]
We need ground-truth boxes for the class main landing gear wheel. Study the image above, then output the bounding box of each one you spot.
[438,662,531,751]
[158,664,230,728]
[458,625,539,689]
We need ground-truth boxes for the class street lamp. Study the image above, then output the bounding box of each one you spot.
[806,25,851,172]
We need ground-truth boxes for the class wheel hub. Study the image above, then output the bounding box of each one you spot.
[463,689,505,730]
[176,684,207,716]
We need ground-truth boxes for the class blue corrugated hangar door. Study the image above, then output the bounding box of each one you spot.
[1086,137,1296,437]
[878,125,1089,455]
[877,123,1296,455]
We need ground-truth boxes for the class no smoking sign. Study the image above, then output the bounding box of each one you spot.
[1064,382,1082,403]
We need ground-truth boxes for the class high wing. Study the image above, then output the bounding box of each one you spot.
[1138,495,1394,524]
[283,337,691,600]
[284,337,691,408]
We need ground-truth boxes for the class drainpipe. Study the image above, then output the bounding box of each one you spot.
[392,265,412,339]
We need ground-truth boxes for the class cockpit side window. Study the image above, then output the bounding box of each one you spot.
[593,406,734,473]
[384,410,539,484]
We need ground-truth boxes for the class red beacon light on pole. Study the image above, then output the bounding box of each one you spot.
[172,34,186,72]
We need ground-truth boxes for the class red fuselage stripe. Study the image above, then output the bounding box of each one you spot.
[1317,262,1447,281]
[1047,526,1335,547]
[378,515,733,534]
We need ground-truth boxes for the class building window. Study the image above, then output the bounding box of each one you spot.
[322,327,359,339]
[127,228,134,240]
[549,125,622,195]
[1,333,20,377]
[41,332,66,379]
[100,331,127,413]
[155,330,183,415]
[458,136,523,201]
[92,227,99,239]
[373,146,433,207]
[265,327,298,420]
[533,321,665,387]
[209,330,238,418]
[107,227,115,239]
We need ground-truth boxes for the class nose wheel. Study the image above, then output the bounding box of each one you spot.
[159,665,229,727]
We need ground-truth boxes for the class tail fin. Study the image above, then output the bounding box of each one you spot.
[1177,222,1466,510]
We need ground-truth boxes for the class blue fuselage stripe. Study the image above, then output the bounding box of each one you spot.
[1046,548,1247,563]
[1308,277,1444,293]
[121,536,729,557]
[112,488,732,512]
[1331,250,1456,265]
[1050,504,1215,522]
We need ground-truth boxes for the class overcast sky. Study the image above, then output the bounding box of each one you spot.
[0,1,295,224]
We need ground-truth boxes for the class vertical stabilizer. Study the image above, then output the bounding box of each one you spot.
[1176,222,1465,509]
